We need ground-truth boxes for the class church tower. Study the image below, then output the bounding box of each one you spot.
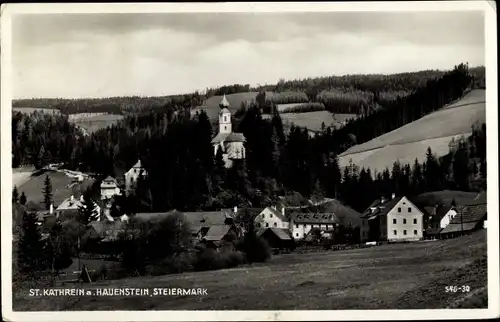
[219,94,232,134]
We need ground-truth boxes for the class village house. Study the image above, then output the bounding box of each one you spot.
[201,225,239,251]
[360,194,424,243]
[100,176,121,200]
[211,95,246,168]
[289,212,339,240]
[124,159,147,195]
[254,206,289,229]
[54,195,102,221]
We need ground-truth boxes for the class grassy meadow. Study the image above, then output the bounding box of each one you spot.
[339,89,486,173]
[12,231,487,311]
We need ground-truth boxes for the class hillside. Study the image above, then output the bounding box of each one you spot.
[411,190,480,207]
[338,89,485,173]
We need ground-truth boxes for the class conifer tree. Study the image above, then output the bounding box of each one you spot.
[19,192,27,206]
[12,186,19,204]
[18,210,44,273]
[42,175,53,210]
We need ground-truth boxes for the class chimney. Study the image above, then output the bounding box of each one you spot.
[272,205,277,210]
[233,206,238,214]
[391,193,396,200]
[49,203,53,214]
[380,196,386,204]
[282,207,285,218]
[80,195,84,202]
[70,195,74,202]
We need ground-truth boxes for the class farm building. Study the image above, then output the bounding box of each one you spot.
[55,195,102,221]
[258,227,295,250]
[124,159,147,195]
[440,202,487,238]
[360,194,424,243]
[420,205,457,238]
[211,95,246,168]
[289,212,339,240]
[201,225,239,251]
[100,176,121,200]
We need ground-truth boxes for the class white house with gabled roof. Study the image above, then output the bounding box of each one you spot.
[124,159,147,195]
[254,206,289,229]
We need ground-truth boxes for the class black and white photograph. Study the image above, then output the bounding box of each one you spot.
[1,2,498,321]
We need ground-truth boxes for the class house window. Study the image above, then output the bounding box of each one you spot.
[262,214,265,218]
[414,230,418,235]
[393,230,397,235]
[413,218,417,224]
[266,223,269,227]
[403,230,407,235]
[398,207,401,212]
[393,218,397,224]
[274,222,277,227]
[296,233,299,237]
[326,225,329,229]
[296,224,299,228]
[408,208,412,213]
[403,219,407,224]
[224,116,227,122]
[270,214,273,218]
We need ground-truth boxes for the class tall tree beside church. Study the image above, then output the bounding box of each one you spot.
[42,175,53,210]
[135,170,153,212]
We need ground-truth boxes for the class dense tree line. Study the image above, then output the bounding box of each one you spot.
[12,92,204,115]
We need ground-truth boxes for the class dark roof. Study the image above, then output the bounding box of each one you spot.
[225,133,246,143]
[440,221,482,234]
[101,176,117,185]
[440,203,487,234]
[291,212,339,224]
[203,226,232,241]
[361,196,404,218]
[234,208,263,222]
[266,228,292,240]
[134,212,174,222]
[318,199,362,226]
[211,133,229,144]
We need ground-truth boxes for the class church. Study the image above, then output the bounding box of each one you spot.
[211,95,246,168]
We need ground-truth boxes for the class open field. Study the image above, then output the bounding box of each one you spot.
[339,89,485,173]
[12,166,37,189]
[17,170,95,209]
[70,114,124,133]
[13,231,487,310]
[12,107,61,115]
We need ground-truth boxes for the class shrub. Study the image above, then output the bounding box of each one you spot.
[237,230,271,263]
[194,249,246,271]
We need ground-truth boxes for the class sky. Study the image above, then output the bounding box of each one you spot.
[12,11,485,99]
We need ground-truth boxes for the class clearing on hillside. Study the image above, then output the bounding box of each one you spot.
[339,89,485,173]
[13,231,486,310]
[70,114,124,134]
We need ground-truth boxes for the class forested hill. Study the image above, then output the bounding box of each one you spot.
[12,63,485,213]
[12,66,485,116]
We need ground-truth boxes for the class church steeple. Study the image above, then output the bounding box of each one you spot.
[219,95,232,134]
